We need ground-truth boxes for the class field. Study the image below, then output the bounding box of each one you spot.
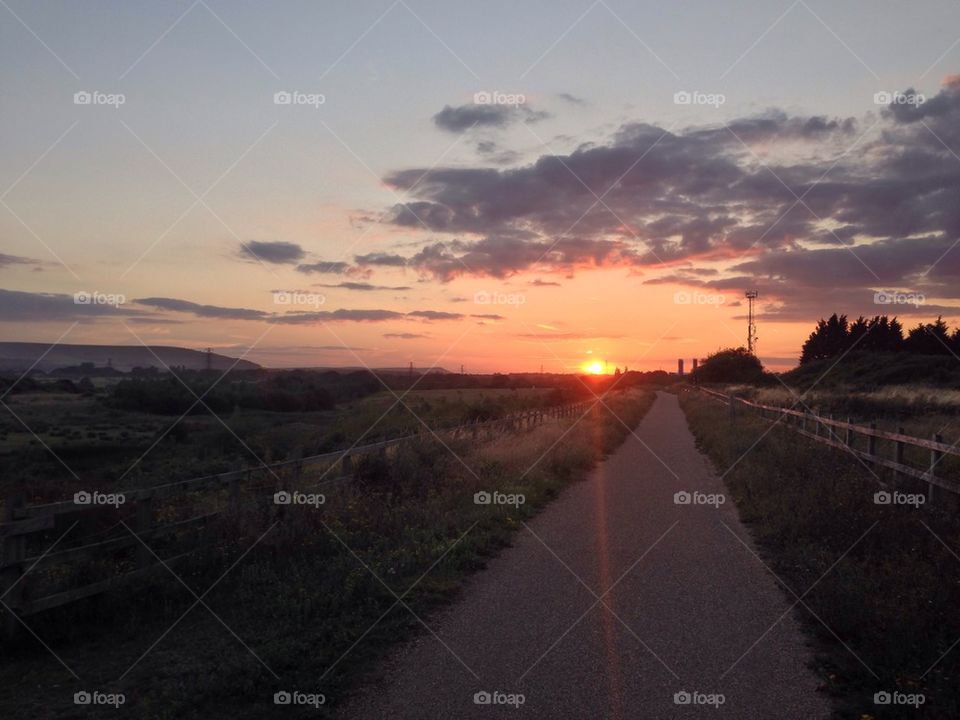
[679,388,960,719]
[0,374,655,718]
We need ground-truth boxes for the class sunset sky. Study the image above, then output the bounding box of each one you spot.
[3,0,960,372]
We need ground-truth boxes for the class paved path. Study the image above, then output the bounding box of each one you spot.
[338,392,829,719]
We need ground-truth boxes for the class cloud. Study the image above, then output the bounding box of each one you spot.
[275,309,404,323]
[296,260,351,274]
[530,278,561,286]
[238,241,305,264]
[354,252,408,267]
[557,92,587,106]
[136,297,269,321]
[406,310,464,321]
[0,253,46,270]
[432,103,550,133]
[384,332,428,339]
[374,77,960,321]
[316,281,412,291]
[0,289,148,322]
[135,296,493,325]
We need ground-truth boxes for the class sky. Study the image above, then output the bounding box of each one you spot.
[3,0,960,372]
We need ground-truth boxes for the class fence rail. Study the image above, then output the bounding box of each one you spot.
[693,386,959,497]
[0,400,591,628]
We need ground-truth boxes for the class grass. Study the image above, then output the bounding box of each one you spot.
[679,388,960,720]
[0,388,655,719]
[0,386,566,508]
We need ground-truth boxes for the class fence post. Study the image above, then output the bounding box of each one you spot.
[1,495,25,637]
[868,423,877,471]
[894,427,905,488]
[136,494,154,570]
[845,418,853,447]
[929,434,943,504]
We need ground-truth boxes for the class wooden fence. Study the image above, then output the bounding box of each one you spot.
[693,386,960,499]
[0,401,590,631]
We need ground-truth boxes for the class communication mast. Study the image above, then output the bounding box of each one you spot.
[745,290,758,354]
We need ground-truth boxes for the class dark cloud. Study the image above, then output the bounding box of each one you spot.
[0,289,149,322]
[406,310,464,321]
[316,281,412,291]
[433,103,550,133]
[275,309,404,323]
[136,296,489,325]
[375,78,960,322]
[355,252,408,267]
[384,332,428,339]
[476,140,522,165]
[530,278,561,286]
[238,241,305,264]
[557,93,587,106]
[296,260,351,274]
[136,297,269,321]
[0,253,46,270]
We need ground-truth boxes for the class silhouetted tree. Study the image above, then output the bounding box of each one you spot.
[800,314,850,364]
[693,347,764,383]
[905,316,952,355]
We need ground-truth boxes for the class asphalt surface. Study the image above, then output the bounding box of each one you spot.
[337,391,830,719]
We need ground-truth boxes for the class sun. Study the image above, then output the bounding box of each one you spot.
[584,360,605,375]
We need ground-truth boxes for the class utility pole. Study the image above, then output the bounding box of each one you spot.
[745,290,758,354]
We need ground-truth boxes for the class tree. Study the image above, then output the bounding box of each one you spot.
[693,347,765,383]
[800,314,849,364]
[905,316,952,355]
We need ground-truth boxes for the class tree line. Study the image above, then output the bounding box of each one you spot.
[800,314,959,364]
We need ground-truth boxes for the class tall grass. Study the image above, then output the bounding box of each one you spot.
[0,389,655,719]
[680,389,960,720]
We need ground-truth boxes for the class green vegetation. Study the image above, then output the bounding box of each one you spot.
[0,389,656,719]
[690,347,767,384]
[800,313,960,365]
[680,389,960,719]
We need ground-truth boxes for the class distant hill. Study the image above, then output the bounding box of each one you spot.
[0,342,261,373]
[284,366,451,374]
